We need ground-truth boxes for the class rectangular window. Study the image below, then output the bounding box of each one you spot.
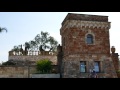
[94,61,100,73]
[80,61,86,73]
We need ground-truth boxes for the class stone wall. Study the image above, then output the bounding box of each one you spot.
[9,55,57,65]
[62,13,108,26]
[111,53,119,71]
[0,65,58,78]
[61,54,117,78]
[30,74,60,78]
[0,66,30,78]
[59,13,117,78]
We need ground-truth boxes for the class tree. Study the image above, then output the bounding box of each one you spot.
[11,45,21,55]
[34,31,58,52]
[11,31,59,52]
[36,59,52,74]
[0,27,7,33]
[34,31,50,51]
[48,36,58,52]
[29,40,37,51]
[11,45,21,51]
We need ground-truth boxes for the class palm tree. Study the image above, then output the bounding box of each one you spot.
[0,27,7,33]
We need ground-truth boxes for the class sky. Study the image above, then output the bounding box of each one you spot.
[0,12,120,63]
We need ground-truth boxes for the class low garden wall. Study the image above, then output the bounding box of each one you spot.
[0,65,58,78]
[30,74,60,78]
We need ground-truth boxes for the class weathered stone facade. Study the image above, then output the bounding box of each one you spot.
[8,51,57,65]
[0,66,31,78]
[111,47,119,71]
[0,65,58,78]
[59,13,118,78]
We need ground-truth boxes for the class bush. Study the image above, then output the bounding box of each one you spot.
[36,59,52,74]
[2,60,16,65]
[116,70,120,73]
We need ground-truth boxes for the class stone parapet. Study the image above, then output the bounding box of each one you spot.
[9,51,56,56]
[60,20,110,35]
[9,55,57,65]
[62,13,108,26]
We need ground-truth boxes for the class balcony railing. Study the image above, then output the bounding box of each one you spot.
[9,51,56,56]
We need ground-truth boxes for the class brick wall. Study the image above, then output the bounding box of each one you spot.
[59,13,117,78]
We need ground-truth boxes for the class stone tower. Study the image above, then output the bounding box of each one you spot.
[59,13,117,78]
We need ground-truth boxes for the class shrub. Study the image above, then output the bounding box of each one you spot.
[2,60,16,65]
[116,70,120,73]
[36,59,52,74]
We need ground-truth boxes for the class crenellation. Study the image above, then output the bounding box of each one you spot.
[61,20,111,31]
[62,13,108,26]
[9,51,56,56]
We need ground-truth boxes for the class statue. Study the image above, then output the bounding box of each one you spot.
[20,44,24,55]
[20,44,29,55]
[24,45,28,55]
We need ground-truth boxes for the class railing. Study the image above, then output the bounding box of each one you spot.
[9,51,56,56]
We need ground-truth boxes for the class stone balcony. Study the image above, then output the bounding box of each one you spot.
[9,51,56,56]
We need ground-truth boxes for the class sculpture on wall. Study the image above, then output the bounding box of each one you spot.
[19,44,29,55]
[20,44,24,55]
[23,42,30,55]
[24,45,28,55]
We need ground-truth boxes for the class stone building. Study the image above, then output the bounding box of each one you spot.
[57,13,119,78]
[8,51,57,65]
[7,13,120,78]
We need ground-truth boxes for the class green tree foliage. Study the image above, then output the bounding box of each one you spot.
[48,36,58,52]
[36,59,52,74]
[11,31,58,52]
[11,45,21,51]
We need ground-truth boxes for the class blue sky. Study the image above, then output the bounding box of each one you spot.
[0,12,120,63]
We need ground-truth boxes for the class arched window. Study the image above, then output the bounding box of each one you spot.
[87,34,93,44]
